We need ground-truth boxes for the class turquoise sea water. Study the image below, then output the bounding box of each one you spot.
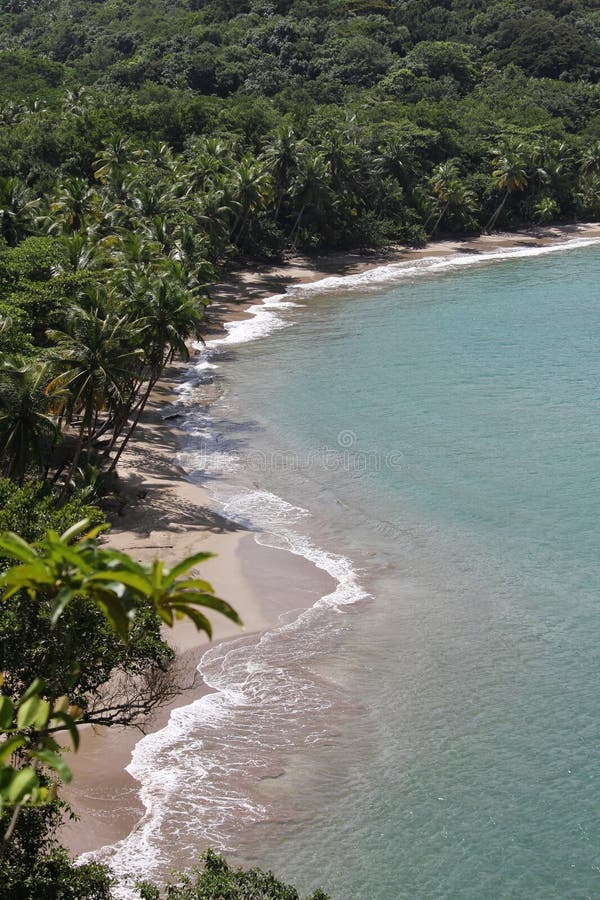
[207,244,600,899]
[97,241,600,899]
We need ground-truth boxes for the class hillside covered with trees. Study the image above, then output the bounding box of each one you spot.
[0,0,599,254]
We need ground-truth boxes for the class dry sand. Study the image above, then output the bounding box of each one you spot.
[61,222,600,857]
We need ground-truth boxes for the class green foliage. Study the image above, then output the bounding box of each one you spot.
[0,1,594,896]
[0,1,594,556]
[0,50,66,103]
[0,800,112,898]
[0,235,64,282]
[0,678,81,813]
[0,480,104,544]
[0,843,112,900]
[0,520,242,854]
[0,1,594,893]
[0,519,242,642]
[137,849,330,899]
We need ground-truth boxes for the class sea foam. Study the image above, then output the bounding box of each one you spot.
[83,346,367,896]
[82,482,366,897]
[196,237,600,349]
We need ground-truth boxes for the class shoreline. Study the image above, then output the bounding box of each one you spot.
[204,221,600,318]
[61,221,600,861]
[60,357,336,856]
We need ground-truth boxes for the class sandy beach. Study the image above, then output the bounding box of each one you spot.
[60,221,600,860]
[60,356,336,855]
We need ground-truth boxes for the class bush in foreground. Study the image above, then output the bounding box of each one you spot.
[138,849,330,900]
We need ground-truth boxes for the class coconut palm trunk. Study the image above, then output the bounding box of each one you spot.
[59,413,87,503]
[431,202,449,235]
[107,371,158,473]
[289,205,305,246]
[486,188,509,233]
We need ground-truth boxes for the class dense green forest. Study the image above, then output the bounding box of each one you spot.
[0,0,599,896]
[0,0,599,253]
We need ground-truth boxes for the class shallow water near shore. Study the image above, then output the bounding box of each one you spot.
[97,239,600,898]
[200,241,600,898]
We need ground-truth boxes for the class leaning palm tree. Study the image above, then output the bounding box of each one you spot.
[427,160,457,231]
[108,278,204,472]
[0,355,62,485]
[486,143,529,232]
[47,305,143,497]
[426,161,477,235]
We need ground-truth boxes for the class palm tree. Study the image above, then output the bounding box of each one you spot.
[163,258,212,306]
[289,151,332,246]
[534,196,559,224]
[427,161,477,235]
[28,99,46,115]
[578,142,600,219]
[48,178,99,234]
[528,139,575,222]
[47,305,143,496]
[108,278,204,472]
[141,215,179,254]
[0,177,40,246]
[0,356,62,484]
[377,136,413,185]
[0,102,26,126]
[229,156,273,243]
[93,135,139,186]
[580,141,600,178]
[54,233,102,273]
[427,160,458,232]
[371,175,405,221]
[318,130,375,233]
[140,140,176,172]
[184,137,235,190]
[577,173,600,217]
[319,130,354,184]
[62,87,87,116]
[108,230,161,270]
[263,126,305,221]
[195,176,238,257]
[119,176,179,222]
[486,143,529,233]
[168,227,197,267]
